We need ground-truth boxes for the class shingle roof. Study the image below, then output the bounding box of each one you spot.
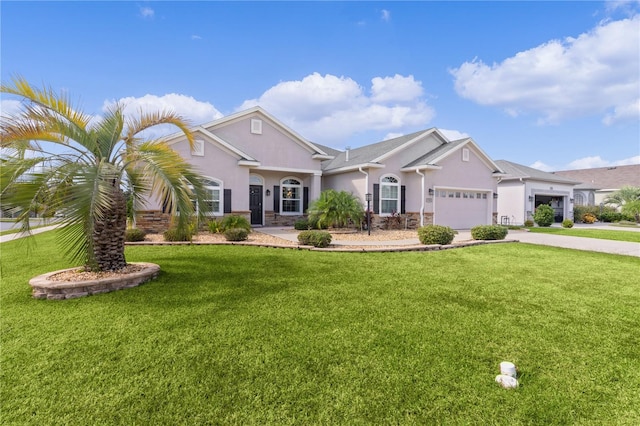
[495,160,580,184]
[403,138,468,168]
[552,164,640,190]
[321,129,435,171]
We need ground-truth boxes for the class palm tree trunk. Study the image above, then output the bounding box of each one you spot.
[92,184,128,271]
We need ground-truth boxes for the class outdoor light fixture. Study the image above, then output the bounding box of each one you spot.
[528,196,533,202]
[428,188,434,195]
[265,189,271,196]
[493,193,498,199]
[365,193,372,236]
[570,198,574,203]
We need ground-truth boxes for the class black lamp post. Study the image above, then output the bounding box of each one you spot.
[365,193,372,236]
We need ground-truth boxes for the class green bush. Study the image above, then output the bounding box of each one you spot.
[524,219,534,227]
[598,211,634,223]
[223,228,249,241]
[221,215,251,232]
[163,226,194,242]
[562,219,574,228]
[294,218,310,230]
[124,228,146,242]
[307,190,364,229]
[297,230,332,248]
[470,225,508,240]
[533,204,554,227]
[208,219,222,233]
[417,225,456,245]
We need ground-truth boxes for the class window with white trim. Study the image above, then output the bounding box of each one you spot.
[281,178,302,214]
[574,193,584,206]
[202,178,222,216]
[380,175,400,215]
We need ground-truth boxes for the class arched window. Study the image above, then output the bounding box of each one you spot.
[574,193,584,206]
[588,192,595,206]
[380,175,400,215]
[201,178,223,216]
[281,178,302,214]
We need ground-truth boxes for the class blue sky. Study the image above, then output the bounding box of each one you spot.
[2,1,639,171]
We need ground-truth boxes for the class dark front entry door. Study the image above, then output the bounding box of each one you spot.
[249,185,263,225]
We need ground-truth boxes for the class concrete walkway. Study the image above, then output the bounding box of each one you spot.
[0,225,60,243]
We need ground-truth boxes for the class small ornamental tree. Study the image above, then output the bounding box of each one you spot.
[307,190,364,229]
[533,204,555,227]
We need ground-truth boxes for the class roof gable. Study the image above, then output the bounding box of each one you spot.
[496,160,580,185]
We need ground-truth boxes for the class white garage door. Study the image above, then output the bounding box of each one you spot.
[433,189,490,229]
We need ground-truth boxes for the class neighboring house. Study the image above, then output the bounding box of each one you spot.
[496,160,580,225]
[136,107,505,232]
[551,165,640,207]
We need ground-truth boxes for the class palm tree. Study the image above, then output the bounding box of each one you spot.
[1,77,210,271]
[307,189,364,229]
[604,186,640,222]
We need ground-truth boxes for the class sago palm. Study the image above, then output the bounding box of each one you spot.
[307,189,364,229]
[1,77,210,271]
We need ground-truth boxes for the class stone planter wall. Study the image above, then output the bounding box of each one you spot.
[29,262,160,300]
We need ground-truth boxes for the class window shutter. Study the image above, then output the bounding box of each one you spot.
[373,184,380,214]
[303,187,309,213]
[273,186,280,212]
[401,185,406,214]
[224,189,232,213]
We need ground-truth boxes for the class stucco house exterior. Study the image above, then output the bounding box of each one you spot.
[551,165,640,207]
[496,160,580,225]
[136,107,505,232]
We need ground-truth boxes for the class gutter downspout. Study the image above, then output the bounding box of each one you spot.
[416,168,425,227]
[358,166,369,199]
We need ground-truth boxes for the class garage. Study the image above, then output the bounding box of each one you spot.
[433,189,491,229]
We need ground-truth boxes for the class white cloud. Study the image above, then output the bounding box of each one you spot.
[381,9,391,22]
[191,34,202,40]
[237,72,434,146]
[603,98,640,125]
[371,74,423,103]
[529,161,554,172]
[139,6,155,19]
[439,129,470,141]
[451,15,640,125]
[102,93,223,139]
[0,99,23,118]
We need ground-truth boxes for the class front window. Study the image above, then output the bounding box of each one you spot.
[281,178,301,214]
[202,178,222,215]
[574,193,584,206]
[380,175,399,215]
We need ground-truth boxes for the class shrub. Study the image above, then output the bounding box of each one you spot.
[297,230,332,248]
[533,204,554,227]
[294,218,310,230]
[598,211,634,223]
[470,225,508,240]
[221,215,251,232]
[582,213,597,224]
[524,219,534,227]
[208,219,222,233]
[562,219,574,228]
[417,225,456,245]
[223,228,249,241]
[124,228,146,242]
[163,226,194,242]
[307,190,364,229]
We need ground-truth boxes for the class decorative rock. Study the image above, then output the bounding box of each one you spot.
[495,374,519,389]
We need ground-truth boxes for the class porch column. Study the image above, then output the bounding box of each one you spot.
[310,172,322,202]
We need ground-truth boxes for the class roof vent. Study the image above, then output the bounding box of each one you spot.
[345,146,350,162]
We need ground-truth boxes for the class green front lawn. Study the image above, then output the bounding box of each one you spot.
[527,226,640,242]
[2,232,639,424]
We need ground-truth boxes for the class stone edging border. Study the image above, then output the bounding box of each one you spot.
[126,239,518,252]
[29,262,160,300]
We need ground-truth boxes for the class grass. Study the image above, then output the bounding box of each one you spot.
[2,232,639,425]
[527,226,640,243]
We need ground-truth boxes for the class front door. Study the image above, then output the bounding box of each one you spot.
[249,185,263,225]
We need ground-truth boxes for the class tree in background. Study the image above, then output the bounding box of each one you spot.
[604,186,640,222]
[1,77,210,271]
[307,190,364,229]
